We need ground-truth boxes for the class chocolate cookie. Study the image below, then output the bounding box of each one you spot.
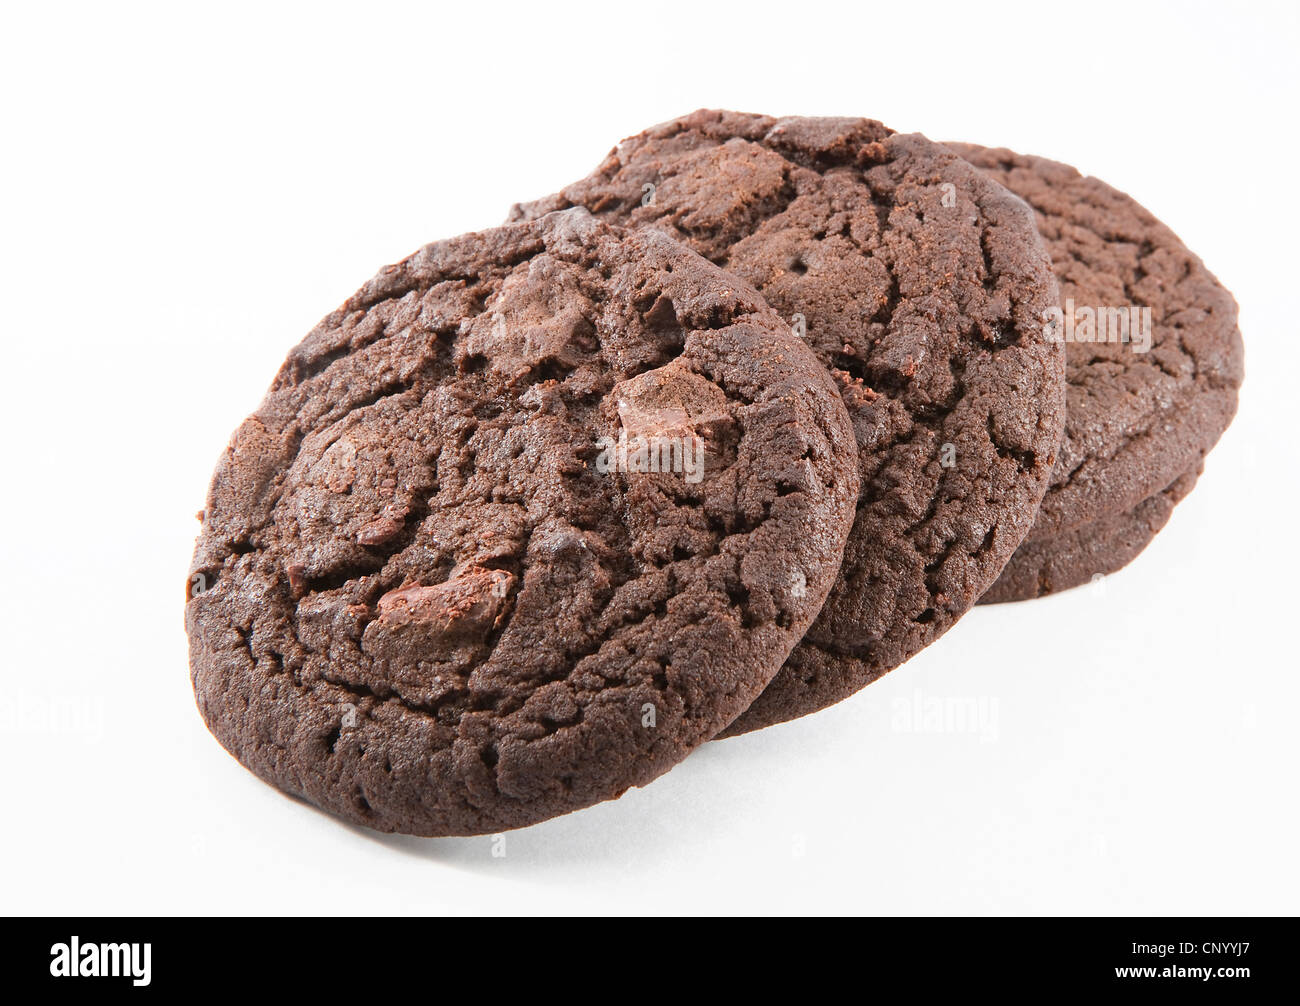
[945,145,1244,602]
[511,111,1065,734]
[185,209,860,835]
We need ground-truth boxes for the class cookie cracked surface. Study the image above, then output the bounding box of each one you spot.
[946,144,1244,601]
[513,111,1065,733]
[185,210,859,835]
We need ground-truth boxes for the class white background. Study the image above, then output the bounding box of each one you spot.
[3,1,1296,916]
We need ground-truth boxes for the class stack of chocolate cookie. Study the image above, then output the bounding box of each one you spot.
[186,111,1242,836]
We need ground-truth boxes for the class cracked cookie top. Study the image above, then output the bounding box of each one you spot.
[185,209,859,836]
[512,111,1066,732]
[947,144,1243,544]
